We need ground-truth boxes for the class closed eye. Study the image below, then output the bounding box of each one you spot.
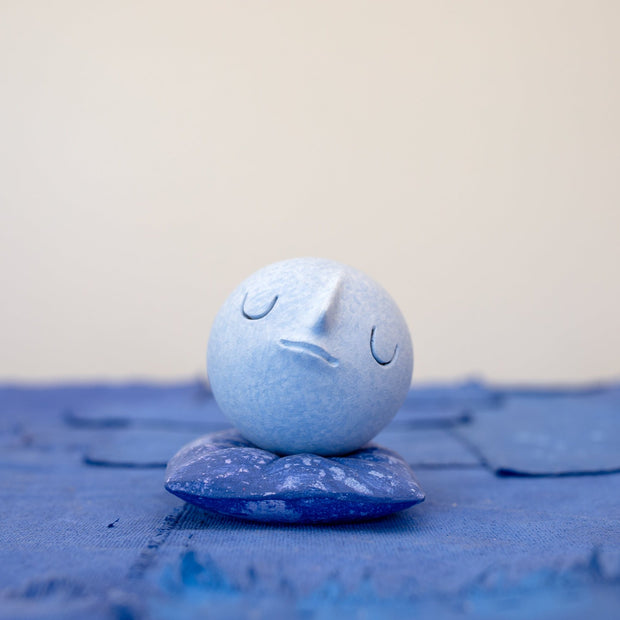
[242,292,278,320]
[370,326,398,366]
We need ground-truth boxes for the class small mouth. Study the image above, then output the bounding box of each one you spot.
[279,339,339,367]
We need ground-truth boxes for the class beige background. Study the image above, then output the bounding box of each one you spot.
[1,1,619,384]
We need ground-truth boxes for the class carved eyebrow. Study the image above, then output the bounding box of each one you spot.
[242,292,278,320]
[370,326,398,366]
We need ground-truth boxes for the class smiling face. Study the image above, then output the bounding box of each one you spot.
[207,257,413,456]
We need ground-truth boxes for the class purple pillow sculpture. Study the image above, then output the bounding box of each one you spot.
[165,429,424,523]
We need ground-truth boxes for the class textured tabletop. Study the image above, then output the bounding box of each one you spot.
[1,380,619,619]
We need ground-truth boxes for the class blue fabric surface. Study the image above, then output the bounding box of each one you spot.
[455,392,620,475]
[1,381,619,619]
[164,430,424,523]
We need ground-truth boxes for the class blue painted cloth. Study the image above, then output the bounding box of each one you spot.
[455,392,620,475]
[1,381,619,620]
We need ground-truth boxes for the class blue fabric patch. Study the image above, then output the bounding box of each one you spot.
[62,381,228,430]
[374,426,480,468]
[403,380,501,413]
[84,429,202,468]
[455,393,620,475]
[165,430,425,523]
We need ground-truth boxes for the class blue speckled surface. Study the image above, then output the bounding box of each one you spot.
[1,380,619,619]
[164,429,424,523]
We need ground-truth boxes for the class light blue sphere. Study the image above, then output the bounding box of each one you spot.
[207,258,413,456]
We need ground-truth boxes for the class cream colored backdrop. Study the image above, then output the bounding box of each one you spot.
[1,2,619,383]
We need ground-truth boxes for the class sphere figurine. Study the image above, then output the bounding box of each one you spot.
[165,258,424,523]
[207,257,413,456]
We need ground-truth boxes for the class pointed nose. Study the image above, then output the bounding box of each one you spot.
[307,274,343,335]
